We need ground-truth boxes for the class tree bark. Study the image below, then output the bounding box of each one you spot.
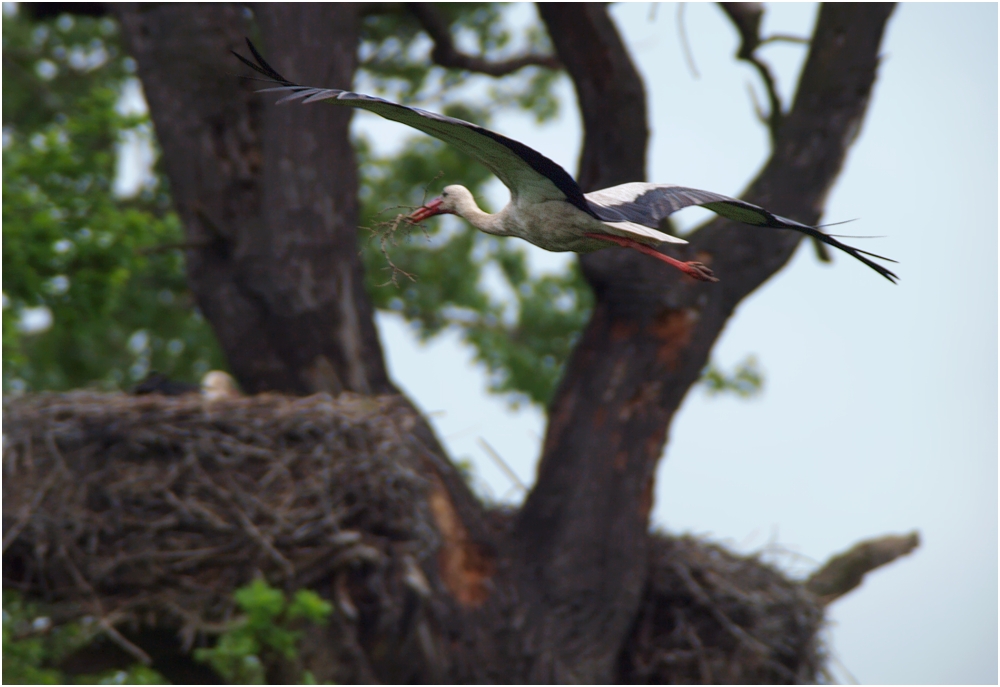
[506,5,655,682]
[115,3,391,397]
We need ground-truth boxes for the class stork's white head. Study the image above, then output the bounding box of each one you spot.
[407,184,478,223]
[438,185,477,214]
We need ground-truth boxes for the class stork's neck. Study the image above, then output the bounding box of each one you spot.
[453,190,511,236]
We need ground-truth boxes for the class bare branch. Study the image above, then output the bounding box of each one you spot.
[761,33,811,46]
[407,3,561,76]
[747,56,783,137]
[718,2,764,53]
[677,3,701,79]
[745,82,768,125]
[99,617,154,666]
[806,532,920,605]
[477,438,527,492]
[2,464,63,553]
[718,2,832,261]
[718,2,783,141]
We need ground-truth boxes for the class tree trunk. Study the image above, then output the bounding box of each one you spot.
[116,3,391,397]
[114,0,493,622]
[507,3,896,683]
[112,3,895,683]
[506,5,656,682]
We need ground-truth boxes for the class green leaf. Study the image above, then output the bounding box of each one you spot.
[234,578,286,621]
[287,590,334,625]
[701,355,764,398]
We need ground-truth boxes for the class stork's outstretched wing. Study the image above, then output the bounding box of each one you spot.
[586,183,898,282]
[234,39,592,214]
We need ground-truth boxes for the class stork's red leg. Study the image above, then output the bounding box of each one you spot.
[583,233,718,283]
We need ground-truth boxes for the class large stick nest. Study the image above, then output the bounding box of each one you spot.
[2,391,439,650]
[623,535,825,683]
[3,392,825,683]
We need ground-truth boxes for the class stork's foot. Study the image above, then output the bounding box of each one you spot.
[584,232,719,283]
[682,261,718,283]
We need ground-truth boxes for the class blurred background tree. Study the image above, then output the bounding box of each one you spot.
[2,10,225,391]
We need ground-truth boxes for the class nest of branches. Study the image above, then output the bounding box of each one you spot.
[2,391,439,655]
[3,391,826,683]
[622,535,825,683]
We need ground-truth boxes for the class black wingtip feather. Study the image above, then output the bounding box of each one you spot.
[231,49,262,75]
[852,247,898,264]
[814,231,899,283]
[233,38,296,87]
[245,39,278,78]
[758,210,899,283]
[230,37,592,217]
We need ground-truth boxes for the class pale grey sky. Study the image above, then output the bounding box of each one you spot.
[363,3,998,684]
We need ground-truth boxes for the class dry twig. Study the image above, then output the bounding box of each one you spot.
[361,172,446,287]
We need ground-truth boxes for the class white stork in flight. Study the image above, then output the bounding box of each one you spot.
[235,40,897,284]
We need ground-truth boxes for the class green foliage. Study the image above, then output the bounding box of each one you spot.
[2,8,226,393]
[1,582,333,686]
[3,12,126,135]
[701,355,764,398]
[194,578,333,685]
[2,594,69,685]
[2,591,167,685]
[78,665,167,685]
[2,582,333,685]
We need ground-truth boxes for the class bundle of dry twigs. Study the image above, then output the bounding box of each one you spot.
[623,535,825,683]
[2,391,437,652]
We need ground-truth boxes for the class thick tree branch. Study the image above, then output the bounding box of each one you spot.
[407,3,561,76]
[538,4,648,191]
[508,5,652,683]
[806,532,920,605]
[114,4,381,397]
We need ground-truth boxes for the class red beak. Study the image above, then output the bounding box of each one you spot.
[406,197,449,223]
